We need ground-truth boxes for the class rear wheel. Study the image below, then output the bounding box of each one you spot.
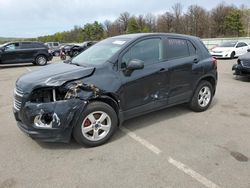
[189,81,213,112]
[73,101,118,147]
[36,55,47,66]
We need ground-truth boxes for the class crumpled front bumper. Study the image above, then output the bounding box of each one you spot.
[232,64,250,75]
[13,99,87,143]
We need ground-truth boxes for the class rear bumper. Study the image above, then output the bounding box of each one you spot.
[47,53,53,61]
[232,64,250,75]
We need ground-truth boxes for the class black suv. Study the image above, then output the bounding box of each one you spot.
[0,42,52,66]
[13,33,217,147]
[68,41,97,57]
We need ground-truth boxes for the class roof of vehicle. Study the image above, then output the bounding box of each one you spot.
[111,33,200,40]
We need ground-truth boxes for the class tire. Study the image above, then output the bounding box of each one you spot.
[189,81,213,112]
[230,52,235,59]
[73,51,79,57]
[73,101,118,147]
[35,55,47,66]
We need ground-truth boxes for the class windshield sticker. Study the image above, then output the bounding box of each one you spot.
[112,40,126,45]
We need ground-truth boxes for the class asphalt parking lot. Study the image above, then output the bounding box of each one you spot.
[0,57,250,188]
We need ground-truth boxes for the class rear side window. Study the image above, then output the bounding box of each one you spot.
[187,41,196,56]
[166,38,189,59]
[122,38,163,67]
[21,43,34,49]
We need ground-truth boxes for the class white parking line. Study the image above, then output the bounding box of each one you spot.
[120,126,220,188]
[120,126,162,155]
[25,67,32,72]
[168,157,220,188]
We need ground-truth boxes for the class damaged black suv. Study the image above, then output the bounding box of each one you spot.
[13,33,217,147]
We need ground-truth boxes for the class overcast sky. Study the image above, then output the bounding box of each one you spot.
[0,0,249,38]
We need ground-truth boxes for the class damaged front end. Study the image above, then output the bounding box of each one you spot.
[13,81,101,143]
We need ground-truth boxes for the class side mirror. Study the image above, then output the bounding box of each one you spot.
[127,59,144,70]
[247,49,250,52]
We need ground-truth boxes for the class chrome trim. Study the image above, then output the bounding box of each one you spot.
[52,89,56,102]
[13,87,24,111]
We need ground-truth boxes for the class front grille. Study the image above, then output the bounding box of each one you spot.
[241,60,250,68]
[14,87,24,111]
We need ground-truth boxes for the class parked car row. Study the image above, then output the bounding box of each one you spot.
[208,40,250,77]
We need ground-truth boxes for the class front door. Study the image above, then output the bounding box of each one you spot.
[118,37,170,119]
[1,43,21,64]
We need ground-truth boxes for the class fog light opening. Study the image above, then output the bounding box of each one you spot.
[34,112,60,128]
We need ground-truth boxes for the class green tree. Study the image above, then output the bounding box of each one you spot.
[127,17,140,33]
[83,21,104,41]
[225,9,244,36]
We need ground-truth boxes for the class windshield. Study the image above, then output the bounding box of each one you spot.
[218,41,237,47]
[72,38,129,66]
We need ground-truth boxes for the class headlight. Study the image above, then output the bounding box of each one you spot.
[30,87,67,103]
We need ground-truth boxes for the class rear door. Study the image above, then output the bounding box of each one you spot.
[165,37,197,105]
[19,42,38,62]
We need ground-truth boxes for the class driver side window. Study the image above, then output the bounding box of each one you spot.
[121,38,163,68]
[5,43,19,51]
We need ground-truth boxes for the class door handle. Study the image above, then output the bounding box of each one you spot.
[158,68,168,73]
[193,58,199,63]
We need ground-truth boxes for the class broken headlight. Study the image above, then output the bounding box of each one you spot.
[30,87,67,103]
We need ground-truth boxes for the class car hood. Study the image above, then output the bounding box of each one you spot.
[16,62,95,93]
[212,47,234,52]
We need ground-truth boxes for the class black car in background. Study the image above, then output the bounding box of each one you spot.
[68,41,97,57]
[13,33,217,147]
[0,42,52,66]
[232,49,250,76]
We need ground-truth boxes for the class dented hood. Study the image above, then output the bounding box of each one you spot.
[16,62,95,92]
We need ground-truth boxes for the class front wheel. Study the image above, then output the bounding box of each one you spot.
[189,81,213,112]
[73,102,118,147]
[230,52,235,59]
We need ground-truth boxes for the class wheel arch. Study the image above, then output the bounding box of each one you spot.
[194,75,217,95]
[89,94,120,117]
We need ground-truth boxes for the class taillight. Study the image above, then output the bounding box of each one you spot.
[212,57,217,69]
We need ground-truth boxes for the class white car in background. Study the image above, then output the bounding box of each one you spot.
[210,41,250,59]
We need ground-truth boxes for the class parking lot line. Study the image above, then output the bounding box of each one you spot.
[25,67,32,72]
[168,157,220,188]
[120,126,162,155]
[121,126,220,188]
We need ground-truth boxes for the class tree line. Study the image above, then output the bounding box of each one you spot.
[37,3,250,43]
